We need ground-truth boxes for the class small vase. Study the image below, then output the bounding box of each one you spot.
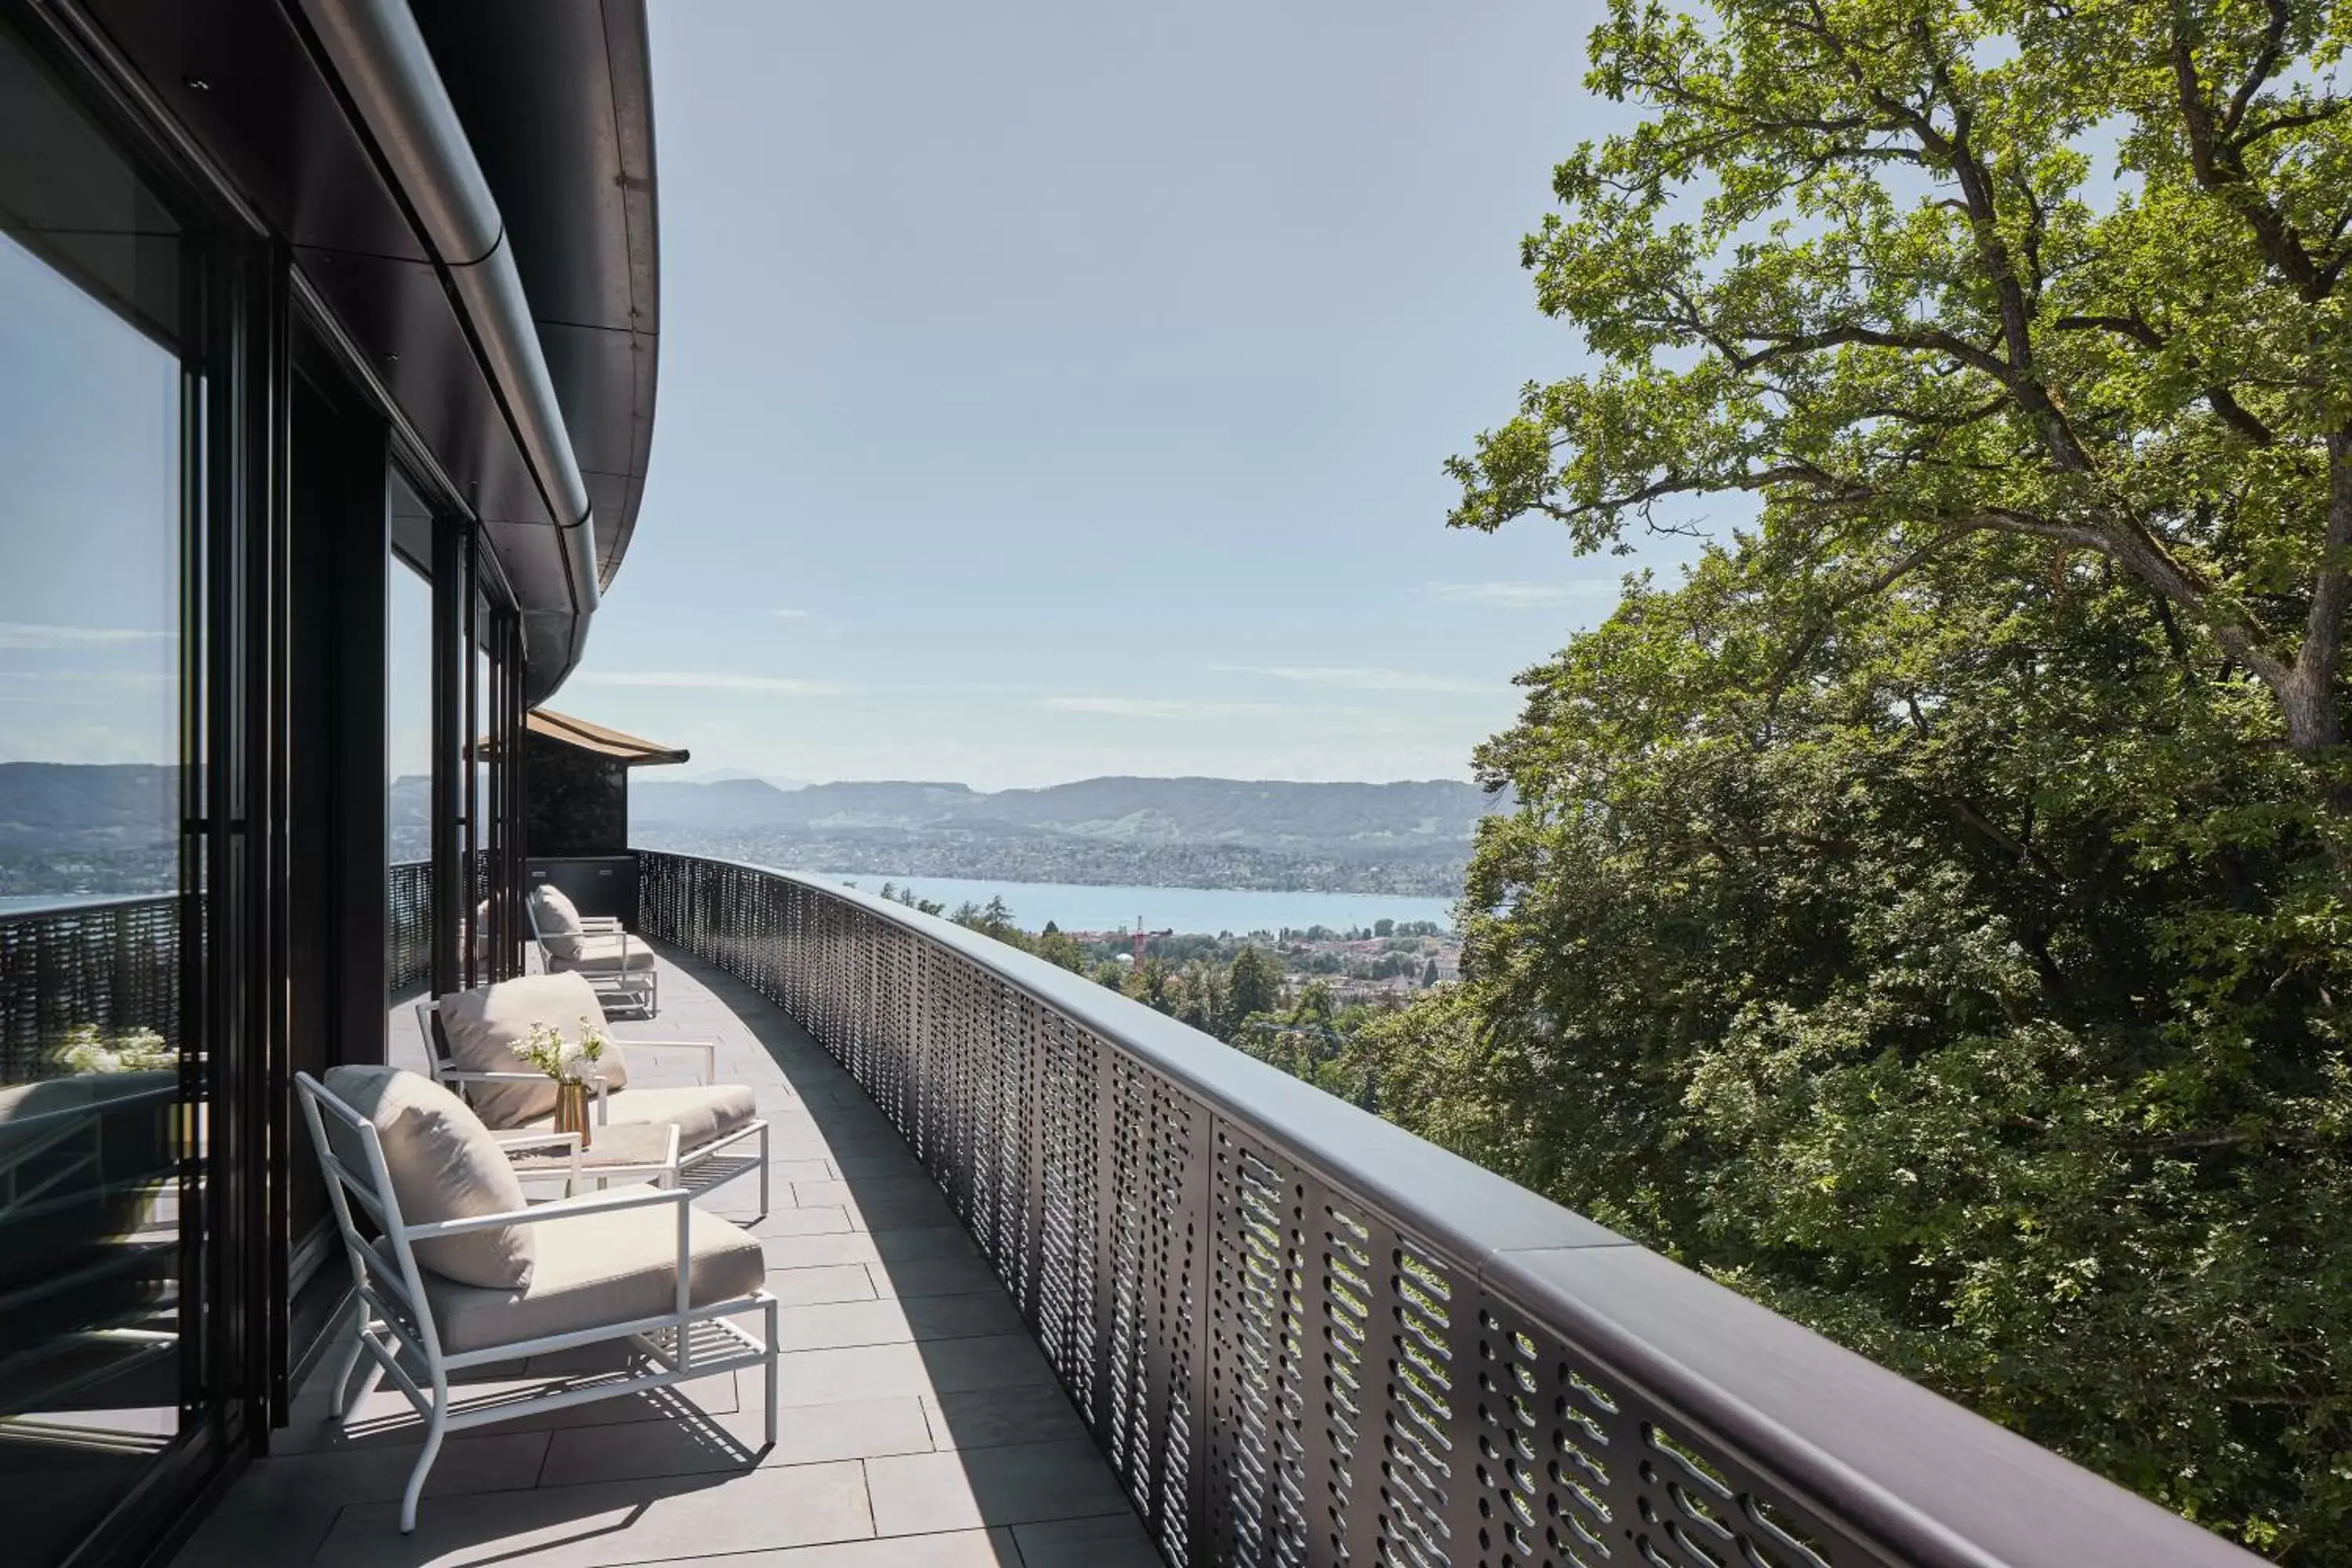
[554,1079,592,1149]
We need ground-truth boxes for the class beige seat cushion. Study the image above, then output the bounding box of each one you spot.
[321,1065,535,1290]
[390,1186,764,1353]
[529,884,586,960]
[437,973,629,1127]
[600,1084,759,1152]
[552,934,655,975]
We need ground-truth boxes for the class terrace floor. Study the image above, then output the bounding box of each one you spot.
[168,947,1160,1568]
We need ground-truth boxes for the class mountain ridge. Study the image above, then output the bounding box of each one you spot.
[0,764,1494,897]
[629,775,1495,896]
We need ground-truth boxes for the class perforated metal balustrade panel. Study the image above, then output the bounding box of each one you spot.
[0,895,183,1083]
[633,850,2272,1568]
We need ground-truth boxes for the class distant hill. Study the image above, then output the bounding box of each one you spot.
[0,763,176,845]
[631,775,1487,847]
[0,764,1497,898]
[0,763,180,898]
[630,775,1497,895]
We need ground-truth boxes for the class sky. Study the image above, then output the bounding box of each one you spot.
[0,0,1708,789]
[568,0,1700,788]
[0,233,181,773]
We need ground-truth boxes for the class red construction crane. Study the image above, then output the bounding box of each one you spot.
[1128,917,1172,965]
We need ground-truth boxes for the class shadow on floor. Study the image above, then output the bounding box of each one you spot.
[171,944,1156,1568]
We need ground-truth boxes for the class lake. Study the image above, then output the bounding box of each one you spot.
[800,873,1457,936]
[0,891,168,914]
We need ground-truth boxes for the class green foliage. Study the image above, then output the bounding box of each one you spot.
[1235,983,1381,1108]
[1450,0,2352,761]
[1226,945,1285,1025]
[1360,536,2352,1553]
[1385,2,2352,1555]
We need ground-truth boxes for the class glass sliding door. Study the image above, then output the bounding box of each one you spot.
[389,477,435,1000]
[0,13,206,1566]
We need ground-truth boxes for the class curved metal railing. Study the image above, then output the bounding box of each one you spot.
[634,848,2264,1568]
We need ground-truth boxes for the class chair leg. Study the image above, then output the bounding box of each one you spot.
[757,1123,771,1219]
[326,1311,368,1419]
[400,1392,448,1534]
[764,1298,780,1449]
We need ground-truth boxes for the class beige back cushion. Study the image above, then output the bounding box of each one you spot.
[436,972,627,1127]
[321,1065,535,1290]
[530,884,586,960]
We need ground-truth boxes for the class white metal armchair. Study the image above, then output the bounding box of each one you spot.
[295,1067,777,1534]
[415,971,771,1214]
[527,882,657,1015]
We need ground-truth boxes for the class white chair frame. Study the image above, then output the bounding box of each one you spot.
[294,1072,779,1534]
[414,1000,773,1216]
[528,898,658,1016]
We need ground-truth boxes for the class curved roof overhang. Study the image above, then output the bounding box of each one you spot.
[79,0,659,704]
[412,0,661,687]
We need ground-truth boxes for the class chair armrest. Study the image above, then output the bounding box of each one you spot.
[612,1039,715,1086]
[403,1181,687,1240]
[492,1131,580,1154]
[577,916,626,933]
[436,1069,552,1086]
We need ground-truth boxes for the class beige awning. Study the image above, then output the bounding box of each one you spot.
[524,708,691,767]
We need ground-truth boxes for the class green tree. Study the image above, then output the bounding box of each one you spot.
[1225,946,1285,1033]
[1171,960,1227,1036]
[1449,0,2352,778]
[1131,956,1175,1014]
[1355,541,2352,1554]
[1377,3,2352,1555]
[1031,928,1089,975]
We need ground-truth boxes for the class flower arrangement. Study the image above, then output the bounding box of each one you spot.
[514,1014,612,1083]
[56,1023,175,1076]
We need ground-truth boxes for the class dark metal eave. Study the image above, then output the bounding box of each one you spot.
[412,0,660,597]
[76,0,658,704]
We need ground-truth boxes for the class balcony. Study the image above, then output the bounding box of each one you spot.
[148,850,2257,1568]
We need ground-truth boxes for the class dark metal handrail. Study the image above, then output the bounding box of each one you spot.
[633,848,2264,1568]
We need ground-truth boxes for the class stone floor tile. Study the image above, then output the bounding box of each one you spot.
[761,1264,878,1305]
[923,1385,1093,1452]
[770,1290,1016,1349]
[773,1334,1054,1407]
[537,1396,931,1485]
[169,1504,337,1568]
[870,1254,1003,1299]
[637,1530,1024,1566]
[761,1159,837,1186]
[899,1290,1027,1342]
[761,1232,883,1269]
[1009,1512,1165,1568]
[312,1461,873,1568]
[220,1431,549,1512]
[868,1225,982,1263]
[772,1298,915,1351]
[865,1439,1130,1536]
[792,1177,940,1209]
[825,1156,925,1184]
[746,1204,854,1236]
[273,1367,739,1454]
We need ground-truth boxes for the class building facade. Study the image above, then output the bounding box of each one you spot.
[0,3,658,1564]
